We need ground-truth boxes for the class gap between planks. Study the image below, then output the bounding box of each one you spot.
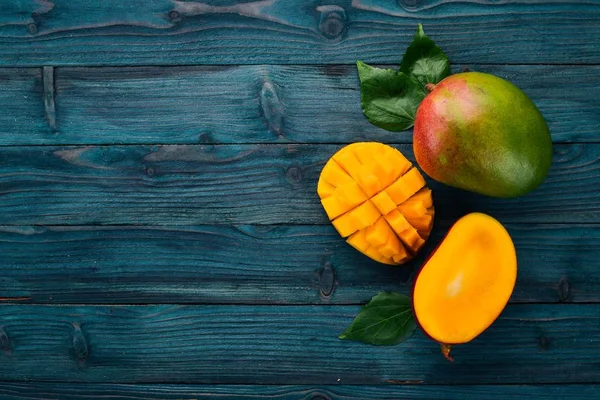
[1,62,600,68]
[0,302,598,306]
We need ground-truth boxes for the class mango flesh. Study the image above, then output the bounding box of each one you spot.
[413,213,517,359]
[318,142,434,264]
[413,72,552,198]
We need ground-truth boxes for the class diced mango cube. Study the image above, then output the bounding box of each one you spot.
[399,201,434,234]
[371,146,411,187]
[409,214,434,237]
[386,147,412,176]
[320,159,353,187]
[350,201,381,229]
[398,200,428,219]
[321,196,352,220]
[371,191,398,215]
[331,212,357,237]
[357,166,387,197]
[353,143,375,165]
[378,228,405,259]
[333,151,363,182]
[407,187,434,208]
[336,181,368,206]
[399,227,425,253]
[317,179,335,199]
[363,245,383,261]
[369,158,397,189]
[365,217,390,248]
[384,209,425,253]
[321,180,371,220]
[363,245,396,265]
[385,168,426,205]
[384,209,411,232]
[392,251,411,264]
[347,230,370,253]
[348,231,396,265]
[378,255,398,266]
[332,201,380,237]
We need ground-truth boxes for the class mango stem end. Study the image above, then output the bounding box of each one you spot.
[441,344,454,362]
[425,83,437,92]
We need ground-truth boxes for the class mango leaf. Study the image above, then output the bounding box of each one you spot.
[339,292,416,345]
[357,61,425,131]
[400,24,451,89]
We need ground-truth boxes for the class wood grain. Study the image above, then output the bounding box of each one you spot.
[0,143,597,225]
[0,383,596,399]
[0,224,598,304]
[0,68,50,139]
[5,65,596,145]
[1,0,598,394]
[0,304,597,384]
[44,65,600,145]
[0,1,599,66]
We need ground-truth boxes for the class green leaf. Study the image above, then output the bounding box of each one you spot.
[357,61,426,132]
[339,292,416,346]
[399,24,451,89]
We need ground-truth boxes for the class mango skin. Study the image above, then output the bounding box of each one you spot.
[413,72,553,198]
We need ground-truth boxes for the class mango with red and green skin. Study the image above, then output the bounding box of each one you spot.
[413,72,552,198]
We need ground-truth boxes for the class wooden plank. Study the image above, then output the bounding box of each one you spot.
[0,1,599,66]
[0,143,597,225]
[0,224,597,304]
[40,65,600,145]
[1,65,597,145]
[0,69,52,139]
[0,383,596,399]
[0,304,597,384]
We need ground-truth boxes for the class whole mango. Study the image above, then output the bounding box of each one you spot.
[413,72,552,198]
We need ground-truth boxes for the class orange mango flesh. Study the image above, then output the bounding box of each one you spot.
[317,142,434,264]
[413,213,517,354]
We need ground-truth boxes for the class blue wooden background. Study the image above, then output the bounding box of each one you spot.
[0,0,599,398]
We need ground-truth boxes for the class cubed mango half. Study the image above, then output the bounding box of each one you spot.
[317,142,435,264]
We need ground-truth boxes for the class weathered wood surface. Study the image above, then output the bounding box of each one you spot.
[0,383,596,400]
[0,0,599,66]
[1,0,599,393]
[0,304,597,384]
[0,224,596,304]
[0,144,597,225]
[0,68,48,141]
[1,64,597,145]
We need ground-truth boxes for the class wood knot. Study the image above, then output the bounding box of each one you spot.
[0,327,11,354]
[199,133,213,144]
[319,262,336,299]
[285,166,303,184]
[558,278,571,302]
[398,0,420,9]
[318,6,346,40]
[168,10,181,22]
[27,23,38,34]
[145,167,155,177]
[260,81,284,136]
[72,324,89,362]
[538,335,551,350]
[322,65,350,77]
